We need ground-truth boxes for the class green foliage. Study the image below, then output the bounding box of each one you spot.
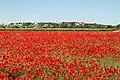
[15,70,27,78]
[117,24,120,28]
[99,56,120,68]
[0,22,119,29]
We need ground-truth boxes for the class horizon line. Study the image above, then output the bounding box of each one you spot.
[0,20,118,26]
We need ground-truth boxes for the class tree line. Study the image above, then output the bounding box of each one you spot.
[0,22,120,28]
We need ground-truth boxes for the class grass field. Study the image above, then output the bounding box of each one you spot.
[0,28,119,31]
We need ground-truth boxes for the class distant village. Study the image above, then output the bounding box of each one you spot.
[0,22,120,28]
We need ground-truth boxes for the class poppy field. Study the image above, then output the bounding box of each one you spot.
[0,31,120,80]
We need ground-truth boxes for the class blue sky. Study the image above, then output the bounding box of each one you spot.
[0,0,120,25]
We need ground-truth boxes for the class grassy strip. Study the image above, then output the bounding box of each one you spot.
[0,28,119,31]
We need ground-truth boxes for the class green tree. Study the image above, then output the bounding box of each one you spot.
[117,24,120,28]
[22,22,33,28]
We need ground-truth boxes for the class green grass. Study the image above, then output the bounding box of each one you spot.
[0,28,119,31]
